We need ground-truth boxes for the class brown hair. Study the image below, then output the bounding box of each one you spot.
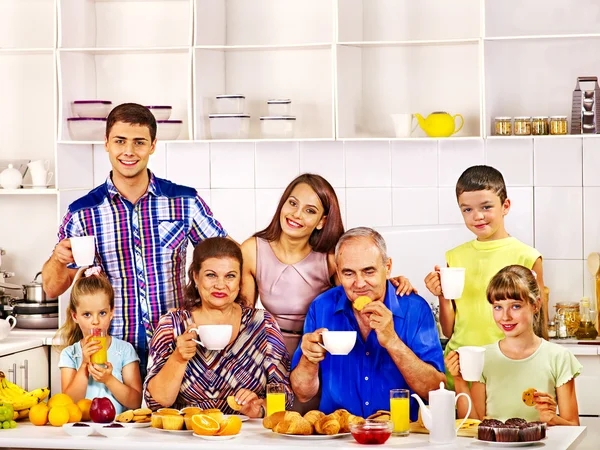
[254,173,344,253]
[106,103,157,142]
[486,265,548,339]
[456,165,507,204]
[184,237,244,310]
[55,269,115,350]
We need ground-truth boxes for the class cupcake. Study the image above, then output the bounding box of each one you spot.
[478,419,502,441]
[151,413,163,429]
[505,418,527,427]
[494,424,519,442]
[529,421,546,439]
[518,423,541,442]
[161,414,184,431]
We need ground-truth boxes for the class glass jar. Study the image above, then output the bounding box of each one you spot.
[549,116,568,135]
[514,117,532,135]
[556,313,568,339]
[575,297,598,340]
[555,302,581,337]
[494,117,512,136]
[547,321,556,338]
[532,116,549,135]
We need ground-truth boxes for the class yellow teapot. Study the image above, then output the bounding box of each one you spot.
[414,112,464,137]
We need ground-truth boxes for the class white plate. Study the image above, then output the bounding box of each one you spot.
[224,414,249,422]
[154,427,193,434]
[277,432,351,440]
[192,433,239,440]
[473,438,546,447]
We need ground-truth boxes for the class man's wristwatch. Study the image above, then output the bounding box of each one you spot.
[259,405,266,418]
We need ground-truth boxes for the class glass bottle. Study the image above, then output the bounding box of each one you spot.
[556,313,568,339]
[575,297,598,340]
[547,321,556,338]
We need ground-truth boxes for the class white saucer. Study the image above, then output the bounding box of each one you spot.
[21,184,51,189]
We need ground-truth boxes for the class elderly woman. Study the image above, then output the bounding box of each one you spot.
[144,237,292,417]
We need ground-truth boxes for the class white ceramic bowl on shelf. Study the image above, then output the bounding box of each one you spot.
[260,116,296,138]
[209,114,250,139]
[215,95,245,114]
[156,120,182,140]
[267,99,292,116]
[67,118,106,141]
[146,105,172,121]
[71,100,112,118]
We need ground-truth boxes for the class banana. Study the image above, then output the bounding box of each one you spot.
[3,377,30,396]
[29,388,49,402]
[11,395,40,411]
[0,372,50,411]
[17,409,29,420]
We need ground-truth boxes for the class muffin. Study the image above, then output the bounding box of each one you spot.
[528,421,546,439]
[505,418,527,427]
[494,424,519,442]
[151,413,163,429]
[478,419,502,442]
[518,423,541,442]
[161,414,184,431]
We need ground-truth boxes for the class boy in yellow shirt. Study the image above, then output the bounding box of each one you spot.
[425,165,546,389]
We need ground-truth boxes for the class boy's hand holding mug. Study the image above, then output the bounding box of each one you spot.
[445,350,463,380]
[424,265,443,297]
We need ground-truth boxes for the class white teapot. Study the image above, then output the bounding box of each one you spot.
[0,316,17,341]
[0,164,23,189]
[412,381,472,445]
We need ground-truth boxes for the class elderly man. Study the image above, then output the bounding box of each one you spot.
[290,227,445,420]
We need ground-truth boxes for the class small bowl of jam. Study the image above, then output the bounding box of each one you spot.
[350,420,394,445]
[97,422,133,438]
[63,422,93,437]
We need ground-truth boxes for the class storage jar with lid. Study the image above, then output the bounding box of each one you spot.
[267,99,292,116]
[215,95,245,114]
[260,116,296,139]
[514,117,532,136]
[494,117,512,136]
[554,302,580,337]
[550,116,568,135]
[532,116,549,135]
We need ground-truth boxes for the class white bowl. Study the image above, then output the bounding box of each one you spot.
[67,118,106,141]
[215,95,245,114]
[146,105,172,121]
[63,423,94,437]
[209,114,250,139]
[260,116,296,139]
[72,100,112,118]
[267,99,292,116]
[95,423,134,438]
[156,120,182,140]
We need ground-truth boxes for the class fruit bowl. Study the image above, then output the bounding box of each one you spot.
[63,422,94,437]
[350,419,394,445]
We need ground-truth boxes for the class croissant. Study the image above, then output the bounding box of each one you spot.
[315,414,341,435]
[303,410,325,426]
[263,411,301,430]
[339,413,365,433]
[273,417,313,435]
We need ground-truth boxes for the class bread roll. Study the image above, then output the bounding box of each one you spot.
[273,417,313,435]
[315,414,340,435]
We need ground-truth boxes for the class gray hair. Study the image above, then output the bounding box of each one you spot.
[334,227,389,263]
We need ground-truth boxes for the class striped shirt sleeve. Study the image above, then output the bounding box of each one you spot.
[263,311,294,408]
[188,194,226,245]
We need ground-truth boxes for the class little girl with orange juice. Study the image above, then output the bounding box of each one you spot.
[56,267,142,413]
[447,265,581,425]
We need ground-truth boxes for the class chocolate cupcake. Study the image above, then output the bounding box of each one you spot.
[505,418,527,427]
[529,421,546,439]
[494,424,519,442]
[477,424,495,441]
[518,423,541,442]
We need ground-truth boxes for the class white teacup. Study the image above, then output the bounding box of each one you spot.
[440,267,466,299]
[456,346,485,382]
[188,324,232,350]
[319,330,357,355]
[70,236,96,267]
[31,170,53,187]
[391,113,418,138]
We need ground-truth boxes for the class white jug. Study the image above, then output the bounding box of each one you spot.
[412,381,472,445]
[0,316,17,341]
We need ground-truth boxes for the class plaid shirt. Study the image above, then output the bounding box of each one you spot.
[57,172,226,368]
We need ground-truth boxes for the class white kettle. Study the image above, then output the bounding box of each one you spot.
[0,316,17,341]
[0,164,23,189]
[411,381,472,445]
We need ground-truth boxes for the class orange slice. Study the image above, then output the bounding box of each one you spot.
[191,414,220,436]
[353,296,372,311]
[226,396,242,412]
[217,416,243,436]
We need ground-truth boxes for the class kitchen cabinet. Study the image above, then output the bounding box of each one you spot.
[559,344,600,416]
[0,347,49,392]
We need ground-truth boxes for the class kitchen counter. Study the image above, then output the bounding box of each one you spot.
[0,328,58,357]
[0,422,588,450]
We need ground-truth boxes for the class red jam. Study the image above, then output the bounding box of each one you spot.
[351,428,392,445]
[104,423,124,428]
[72,423,90,427]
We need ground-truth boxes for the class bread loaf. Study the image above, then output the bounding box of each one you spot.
[315,414,340,435]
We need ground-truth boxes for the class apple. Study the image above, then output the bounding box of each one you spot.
[90,397,116,423]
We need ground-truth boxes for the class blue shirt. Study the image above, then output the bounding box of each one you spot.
[292,281,444,421]
[58,337,140,414]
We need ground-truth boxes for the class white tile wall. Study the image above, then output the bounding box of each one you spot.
[345,141,391,187]
[583,187,600,257]
[166,142,210,189]
[505,187,534,247]
[392,188,438,226]
[255,188,285,231]
[583,137,600,187]
[438,188,463,224]
[485,138,533,186]
[299,141,345,188]
[391,140,438,187]
[533,137,582,187]
[346,187,392,228]
[210,142,254,188]
[210,189,256,243]
[255,141,299,188]
[543,259,584,307]
[438,139,484,187]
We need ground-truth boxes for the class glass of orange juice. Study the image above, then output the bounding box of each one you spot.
[89,328,108,365]
[390,389,410,436]
[266,383,286,417]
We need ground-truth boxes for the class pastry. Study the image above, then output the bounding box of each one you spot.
[133,407,152,416]
[353,296,372,311]
[314,414,340,435]
[342,414,365,433]
[263,411,300,430]
[273,417,313,435]
[521,388,536,407]
[303,410,325,426]
[367,410,391,422]
[115,410,134,423]
[227,396,242,411]
[161,414,184,430]
[151,413,163,429]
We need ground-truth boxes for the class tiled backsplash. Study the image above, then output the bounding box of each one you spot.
[92,136,600,313]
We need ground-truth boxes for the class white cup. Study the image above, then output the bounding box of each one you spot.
[27,159,50,172]
[188,324,232,350]
[440,267,466,299]
[31,170,53,187]
[70,236,96,267]
[391,113,418,137]
[456,346,485,382]
[319,331,357,355]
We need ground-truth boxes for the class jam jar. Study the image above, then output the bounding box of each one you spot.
[554,302,580,337]
[494,117,512,136]
[532,116,549,135]
[550,116,568,135]
[514,117,532,136]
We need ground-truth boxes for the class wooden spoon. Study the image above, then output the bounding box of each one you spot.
[586,252,600,277]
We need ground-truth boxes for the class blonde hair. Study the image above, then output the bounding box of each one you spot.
[55,268,115,350]
[486,265,548,339]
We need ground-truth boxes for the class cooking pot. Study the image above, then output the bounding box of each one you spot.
[24,272,54,304]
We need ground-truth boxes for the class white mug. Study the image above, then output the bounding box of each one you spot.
[70,236,96,267]
[188,324,232,350]
[31,170,53,187]
[27,159,50,172]
[318,330,357,355]
[439,267,466,300]
[456,346,485,382]
[391,113,418,138]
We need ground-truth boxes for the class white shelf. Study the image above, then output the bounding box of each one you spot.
[487,135,599,140]
[0,188,57,195]
[338,39,480,47]
[484,33,600,42]
[341,136,484,142]
[0,48,54,54]
[193,43,333,51]
[58,47,191,54]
